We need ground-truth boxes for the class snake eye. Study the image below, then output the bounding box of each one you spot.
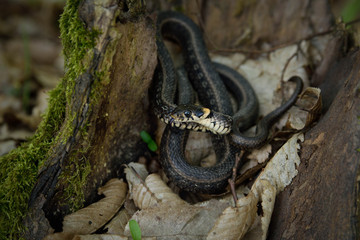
[184,110,191,118]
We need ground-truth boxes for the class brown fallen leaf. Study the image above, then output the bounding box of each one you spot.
[125,163,185,209]
[286,87,322,130]
[103,208,133,235]
[62,178,127,234]
[44,178,127,240]
[207,191,258,240]
[124,201,228,239]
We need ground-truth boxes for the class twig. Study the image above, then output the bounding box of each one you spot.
[280,51,298,83]
[228,151,244,205]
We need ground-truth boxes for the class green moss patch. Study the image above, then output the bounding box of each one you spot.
[0,80,66,240]
[0,0,98,238]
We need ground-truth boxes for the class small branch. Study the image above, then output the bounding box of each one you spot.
[280,50,298,83]
[229,151,245,205]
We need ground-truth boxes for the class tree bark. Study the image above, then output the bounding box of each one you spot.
[24,0,157,238]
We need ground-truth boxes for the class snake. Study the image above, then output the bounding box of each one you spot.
[151,11,303,194]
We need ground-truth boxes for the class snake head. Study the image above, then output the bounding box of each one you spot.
[171,105,211,121]
[169,105,231,135]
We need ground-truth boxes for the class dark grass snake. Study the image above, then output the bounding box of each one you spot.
[151,11,303,194]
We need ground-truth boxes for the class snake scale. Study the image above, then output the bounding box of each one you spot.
[151,11,303,194]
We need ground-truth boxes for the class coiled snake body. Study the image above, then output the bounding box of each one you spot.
[151,11,303,194]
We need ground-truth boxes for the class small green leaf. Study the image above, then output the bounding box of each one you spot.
[147,140,158,152]
[140,130,152,143]
[140,131,158,151]
[129,219,141,240]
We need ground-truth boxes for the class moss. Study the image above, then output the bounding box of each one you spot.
[52,0,101,214]
[58,0,99,144]
[0,80,67,240]
[0,0,99,238]
[58,117,93,212]
[60,151,92,212]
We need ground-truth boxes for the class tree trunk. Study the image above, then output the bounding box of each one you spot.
[23,0,157,238]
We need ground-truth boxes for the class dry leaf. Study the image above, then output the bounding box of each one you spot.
[72,234,128,240]
[131,173,185,209]
[246,144,272,166]
[124,201,228,239]
[247,133,304,239]
[45,178,127,239]
[125,163,185,209]
[124,162,149,194]
[104,209,132,235]
[43,232,75,240]
[255,133,304,192]
[207,191,257,240]
[287,87,322,130]
[124,168,229,239]
[243,179,277,240]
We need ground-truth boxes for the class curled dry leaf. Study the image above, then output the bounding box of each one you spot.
[287,87,322,130]
[130,173,185,209]
[130,179,159,210]
[125,162,149,182]
[124,162,149,194]
[125,203,202,239]
[45,178,127,240]
[144,174,185,204]
[125,162,185,209]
